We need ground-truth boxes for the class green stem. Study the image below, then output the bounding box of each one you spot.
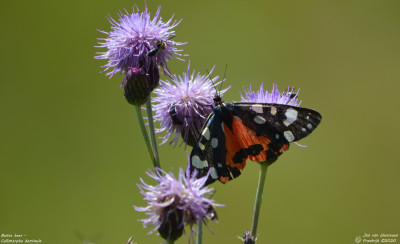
[134,105,157,168]
[251,162,270,237]
[197,220,203,244]
[145,97,161,168]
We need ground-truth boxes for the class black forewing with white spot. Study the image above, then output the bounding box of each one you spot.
[190,106,241,185]
[231,103,322,143]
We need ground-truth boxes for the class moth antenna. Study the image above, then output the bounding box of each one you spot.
[168,35,175,40]
[206,69,219,94]
[218,64,228,97]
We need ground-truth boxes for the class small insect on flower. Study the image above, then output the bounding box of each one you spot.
[288,92,297,99]
[189,83,322,185]
[152,61,229,147]
[147,36,175,57]
[95,5,186,78]
[134,167,223,242]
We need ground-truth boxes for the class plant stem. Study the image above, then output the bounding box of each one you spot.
[251,162,270,237]
[197,220,203,244]
[145,97,161,168]
[134,105,157,168]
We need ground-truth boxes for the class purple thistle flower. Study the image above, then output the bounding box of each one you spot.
[240,83,301,106]
[135,166,222,242]
[95,4,186,78]
[152,61,229,147]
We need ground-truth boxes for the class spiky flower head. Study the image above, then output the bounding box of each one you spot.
[95,4,185,78]
[153,61,229,147]
[135,167,222,242]
[241,83,301,106]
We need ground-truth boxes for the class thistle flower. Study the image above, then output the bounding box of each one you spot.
[134,167,222,242]
[95,4,185,78]
[240,83,301,106]
[153,61,229,147]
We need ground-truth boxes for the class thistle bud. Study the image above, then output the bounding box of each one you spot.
[122,65,159,105]
[241,231,256,244]
[158,207,184,242]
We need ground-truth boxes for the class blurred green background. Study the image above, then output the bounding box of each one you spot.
[1,0,399,243]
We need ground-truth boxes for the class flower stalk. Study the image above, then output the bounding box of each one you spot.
[197,220,203,244]
[251,162,270,237]
[146,97,161,168]
[134,105,157,168]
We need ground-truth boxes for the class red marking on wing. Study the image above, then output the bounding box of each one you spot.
[224,116,289,171]
[283,144,289,151]
[219,176,230,183]
[230,116,271,162]
[224,123,246,170]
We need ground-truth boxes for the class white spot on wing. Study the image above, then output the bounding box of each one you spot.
[307,123,313,129]
[217,163,223,168]
[202,127,210,140]
[211,138,218,148]
[254,115,266,124]
[251,104,263,113]
[302,128,306,132]
[284,131,295,142]
[191,155,208,169]
[199,142,205,150]
[283,108,298,126]
[275,134,280,139]
[270,106,277,115]
[210,167,218,179]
